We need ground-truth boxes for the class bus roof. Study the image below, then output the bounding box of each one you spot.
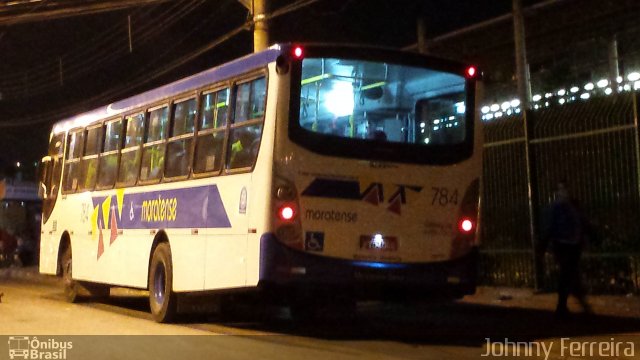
[52,47,281,134]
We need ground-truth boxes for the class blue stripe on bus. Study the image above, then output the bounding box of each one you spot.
[91,185,232,230]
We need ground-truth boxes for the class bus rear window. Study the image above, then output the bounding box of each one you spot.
[297,58,467,146]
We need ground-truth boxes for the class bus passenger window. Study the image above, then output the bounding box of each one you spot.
[62,129,84,193]
[172,98,196,135]
[78,125,102,191]
[199,89,228,130]
[227,124,262,170]
[194,90,228,175]
[117,113,144,186]
[234,77,266,123]
[193,131,224,174]
[97,119,123,188]
[140,106,168,182]
[165,98,196,178]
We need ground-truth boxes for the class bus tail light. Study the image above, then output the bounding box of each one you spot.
[278,205,296,221]
[458,218,474,233]
[274,177,303,249]
[451,179,480,258]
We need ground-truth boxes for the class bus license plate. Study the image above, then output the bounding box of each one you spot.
[359,236,398,251]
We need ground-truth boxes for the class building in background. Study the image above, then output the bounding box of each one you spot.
[0,178,40,266]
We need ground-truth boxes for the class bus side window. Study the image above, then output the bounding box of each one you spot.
[97,119,123,189]
[227,125,262,169]
[140,106,168,183]
[78,125,102,191]
[118,113,145,186]
[62,129,84,193]
[165,98,196,178]
[194,89,228,175]
[227,77,265,170]
[234,77,266,123]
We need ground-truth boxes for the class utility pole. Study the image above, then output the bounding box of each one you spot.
[513,0,531,110]
[608,35,620,89]
[513,0,540,290]
[238,0,269,52]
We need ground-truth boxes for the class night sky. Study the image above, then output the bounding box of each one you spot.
[0,0,537,173]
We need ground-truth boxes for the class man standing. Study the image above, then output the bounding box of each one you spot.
[542,181,593,318]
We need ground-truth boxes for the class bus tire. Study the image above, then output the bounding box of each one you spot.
[61,247,110,302]
[149,243,177,323]
[61,247,81,303]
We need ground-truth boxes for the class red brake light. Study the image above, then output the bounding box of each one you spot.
[293,46,304,59]
[466,66,477,78]
[279,206,295,221]
[459,218,474,233]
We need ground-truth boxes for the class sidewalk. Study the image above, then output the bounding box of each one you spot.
[464,286,640,319]
[2,265,639,318]
[0,265,59,286]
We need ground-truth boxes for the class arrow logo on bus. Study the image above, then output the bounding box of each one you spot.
[302,178,423,215]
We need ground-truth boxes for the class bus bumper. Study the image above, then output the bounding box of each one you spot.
[258,234,477,300]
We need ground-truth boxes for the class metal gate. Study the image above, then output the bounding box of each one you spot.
[480,92,640,293]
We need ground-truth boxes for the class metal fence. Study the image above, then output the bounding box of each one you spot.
[480,92,640,294]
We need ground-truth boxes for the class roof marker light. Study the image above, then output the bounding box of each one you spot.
[466,66,477,78]
[293,46,303,59]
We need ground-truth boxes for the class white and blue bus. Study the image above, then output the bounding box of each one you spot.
[39,44,482,322]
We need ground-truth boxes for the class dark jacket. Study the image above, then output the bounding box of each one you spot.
[542,198,590,249]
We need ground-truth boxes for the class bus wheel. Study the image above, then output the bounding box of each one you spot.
[149,243,177,323]
[61,247,80,303]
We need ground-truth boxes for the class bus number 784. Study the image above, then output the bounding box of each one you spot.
[431,187,459,207]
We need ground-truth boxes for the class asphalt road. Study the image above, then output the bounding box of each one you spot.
[1,279,639,360]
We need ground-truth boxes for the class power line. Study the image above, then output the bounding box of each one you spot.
[0,0,211,97]
[0,0,327,127]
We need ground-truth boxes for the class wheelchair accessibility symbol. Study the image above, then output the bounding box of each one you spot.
[304,231,324,252]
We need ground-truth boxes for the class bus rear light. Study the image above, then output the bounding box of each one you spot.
[293,46,304,59]
[276,185,296,200]
[278,205,296,221]
[275,224,302,247]
[459,218,474,233]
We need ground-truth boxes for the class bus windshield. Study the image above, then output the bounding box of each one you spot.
[297,57,468,147]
